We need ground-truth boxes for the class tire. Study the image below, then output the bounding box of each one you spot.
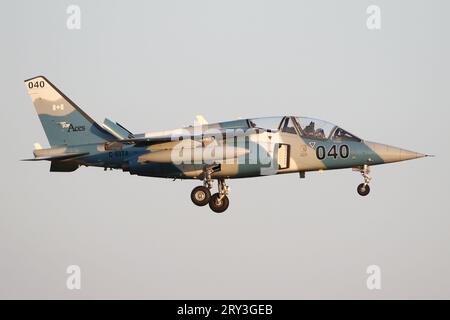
[191,186,211,206]
[209,193,229,213]
[357,183,370,196]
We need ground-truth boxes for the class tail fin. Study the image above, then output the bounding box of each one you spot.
[24,76,115,147]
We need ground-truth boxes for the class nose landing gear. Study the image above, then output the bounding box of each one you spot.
[356,164,371,196]
[357,183,370,196]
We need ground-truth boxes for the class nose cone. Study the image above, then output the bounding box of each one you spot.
[366,141,428,164]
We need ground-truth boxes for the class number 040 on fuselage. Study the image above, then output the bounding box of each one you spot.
[23,76,431,213]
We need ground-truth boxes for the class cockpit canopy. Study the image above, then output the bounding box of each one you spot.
[248,116,361,142]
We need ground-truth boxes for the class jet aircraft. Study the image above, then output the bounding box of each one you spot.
[24,76,430,212]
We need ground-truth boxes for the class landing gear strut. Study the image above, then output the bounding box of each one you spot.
[190,166,214,206]
[356,164,371,196]
[209,179,230,213]
[190,173,230,213]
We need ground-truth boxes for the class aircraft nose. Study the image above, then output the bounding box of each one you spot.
[365,141,428,164]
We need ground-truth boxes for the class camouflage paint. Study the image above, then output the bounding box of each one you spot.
[24,76,427,182]
[25,76,115,146]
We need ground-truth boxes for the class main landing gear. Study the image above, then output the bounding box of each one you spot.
[190,186,211,206]
[209,179,230,213]
[191,179,230,213]
[190,167,230,213]
[356,164,371,196]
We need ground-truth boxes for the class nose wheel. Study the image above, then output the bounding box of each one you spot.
[357,183,370,196]
[356,164,371,196]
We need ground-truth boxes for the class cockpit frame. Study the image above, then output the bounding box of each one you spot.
[247,116,361,142]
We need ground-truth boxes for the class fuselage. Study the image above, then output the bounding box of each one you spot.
[35,116,426,179]
[24,76,430,212]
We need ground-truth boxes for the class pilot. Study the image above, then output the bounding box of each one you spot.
[333,128,343,141]
[304,121,315,136]
[282,119,296,134]
[315,128,325,139]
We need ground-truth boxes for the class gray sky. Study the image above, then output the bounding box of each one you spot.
[0,0,449,299]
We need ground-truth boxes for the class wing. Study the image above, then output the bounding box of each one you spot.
[118,128,259,146]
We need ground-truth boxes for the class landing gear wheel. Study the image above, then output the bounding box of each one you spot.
[209,193,229,213]
[191,186,211,206]
[357,183,370,196]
